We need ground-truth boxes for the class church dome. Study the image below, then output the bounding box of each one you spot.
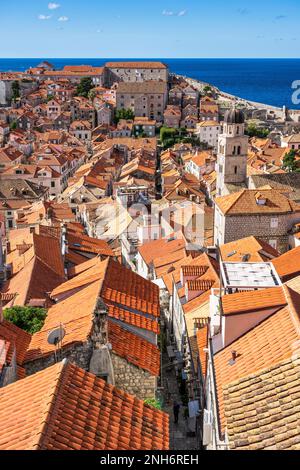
[224,108,245,124]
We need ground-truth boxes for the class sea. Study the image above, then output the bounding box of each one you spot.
[0,58,300,109]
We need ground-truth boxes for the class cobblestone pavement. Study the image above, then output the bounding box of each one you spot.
[160,353,198,451]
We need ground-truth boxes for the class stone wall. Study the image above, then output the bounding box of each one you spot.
[223,213,300,253]
[24,341,93,377]
[111,352,157,400]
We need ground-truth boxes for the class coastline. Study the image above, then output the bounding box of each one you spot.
[172,73,283,111]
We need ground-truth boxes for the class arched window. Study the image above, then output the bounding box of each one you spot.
[237,146,241,155]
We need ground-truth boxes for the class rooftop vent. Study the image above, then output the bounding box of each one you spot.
[228,350,239,366]
[227,250,237,258]
[255,192,267,206]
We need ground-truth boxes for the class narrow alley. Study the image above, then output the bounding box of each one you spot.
[160,351,198,451]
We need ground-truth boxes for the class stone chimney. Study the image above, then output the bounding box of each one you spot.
[89,297,115,385]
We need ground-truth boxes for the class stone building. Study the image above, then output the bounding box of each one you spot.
[214,188,300,252]
[216,108,249,197]
[23,257,161,400]
[116,81,168,122]
[105,62,168,86]
[195,121,221,153]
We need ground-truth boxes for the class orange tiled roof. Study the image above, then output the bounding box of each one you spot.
[272,246,300,280]
[221,286,287,316]
[215,189,300,215]
[68,255,102,277]
[25,281,101,363]
[187,279,214,292]
[224,355,300,450]
[138,237,186,266]
[65,250,88,266]
[67,232,114,257]
[220,236,280,262]
[0,360,169,450]
[2,257,65,308]
[0,320,31,376]
[52,258,160,317]
[101,259,160,317]
[107,303,160,334]
[108,321,160,376]
[182,265,208,277]
[196,326,208,378]
[214,286,300,435]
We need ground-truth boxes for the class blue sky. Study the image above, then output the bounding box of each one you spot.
[1,0,300,58]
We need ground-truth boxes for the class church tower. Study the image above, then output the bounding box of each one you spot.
[216,109,248,197]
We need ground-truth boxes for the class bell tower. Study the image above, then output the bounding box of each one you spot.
[216,109,248,197]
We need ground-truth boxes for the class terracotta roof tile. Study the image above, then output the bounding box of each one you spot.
[196,326,208,378]
[25,281,101,362]
[272,246,300,280]
[214,287,300,435]
[0,320,31,368]
[67,232,114,257]
[224,355,300,450]
[108,321,160,376]
[220,236,280,262]
[138,237,186,266]
[187,279,214,292]
[221,286,287,316]
[0,361,169,450]
[1,232,65,307]
[107,303,160,334]
[215,189,300,215]
[52,258,160,318]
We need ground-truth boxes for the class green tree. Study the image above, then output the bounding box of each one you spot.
[3,306,47,334]
[76,77,95,98]
[282,149,300,173]
[246,123,269,139]
[144,398,162,410]
[203,85,212,95]
[11,81,20,102]
[10,121,17,130]
[114,108,135,124]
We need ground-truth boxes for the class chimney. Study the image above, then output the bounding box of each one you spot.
[231,350,238,361]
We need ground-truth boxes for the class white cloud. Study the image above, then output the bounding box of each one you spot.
[162,9,187,17]
[58,16,69,21]
[48,2,60,9]
[162,10,175,16]
[38,14,52,20]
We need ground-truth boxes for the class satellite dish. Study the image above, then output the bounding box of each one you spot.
[47,326,66,346]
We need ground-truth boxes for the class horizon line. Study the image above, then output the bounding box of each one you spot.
[1,57,300,60]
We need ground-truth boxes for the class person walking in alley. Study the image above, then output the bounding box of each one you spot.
[173,400,180,424]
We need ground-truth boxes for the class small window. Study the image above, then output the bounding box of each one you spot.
[269,239,277,249]
[234,166,238,175]
[270,217,279,229]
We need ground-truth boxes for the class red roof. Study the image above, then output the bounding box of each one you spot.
[0,320,31,379]
[0,360,169,450]
[108,321,160,376]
